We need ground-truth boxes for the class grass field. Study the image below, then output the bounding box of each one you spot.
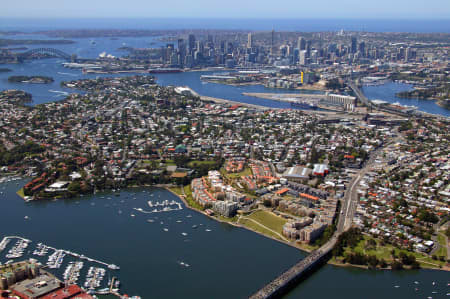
[238,218,284,241]
[168,186,183,196]
[182,185,204,211]
[436,233,447,258]
[222,167,253,179]
[246,210,287,234]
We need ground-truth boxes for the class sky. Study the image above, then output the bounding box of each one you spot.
[1,0,450,19]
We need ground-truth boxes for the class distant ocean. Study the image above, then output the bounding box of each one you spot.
[1,18,449,33]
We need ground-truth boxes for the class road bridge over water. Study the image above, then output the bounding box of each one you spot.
[18,48,72,61]
[347,81,373,109]
[249,238,337,299]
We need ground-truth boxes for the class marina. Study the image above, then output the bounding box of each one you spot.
[132,199,183,214]
[63,261,84,284]
[0,235,121,295]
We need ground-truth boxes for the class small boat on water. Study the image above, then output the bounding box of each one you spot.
[163,228,168,232]
[181,232,188,236]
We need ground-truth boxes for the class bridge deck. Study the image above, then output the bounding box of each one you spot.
[249,240,335,299]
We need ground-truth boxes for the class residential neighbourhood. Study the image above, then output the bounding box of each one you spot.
[0,74,448,269]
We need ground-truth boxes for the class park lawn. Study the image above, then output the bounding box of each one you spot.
[247,210,287,234]
[168,186,183,196]
[344,235,447,269]
[216,214,238,223]
[164,160,176,166]
[225,167,253,179]
[183,185,203,211]
[436,233,447,258]
[238,218,284,241]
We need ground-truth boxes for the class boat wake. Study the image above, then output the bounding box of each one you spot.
[49,90,69,97]
[57,72,78,77]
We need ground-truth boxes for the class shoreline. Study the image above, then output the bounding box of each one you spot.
[165,186,450,272]
[11,180,449,272]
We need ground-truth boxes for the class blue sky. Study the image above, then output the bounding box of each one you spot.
[2,0,450,19]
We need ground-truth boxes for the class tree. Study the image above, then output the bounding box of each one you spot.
[68,181,81,193]
[367,255,379,268]
[391,261,403,270]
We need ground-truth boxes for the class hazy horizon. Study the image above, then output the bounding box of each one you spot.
[2,0,450,19]
[1,17,449,33]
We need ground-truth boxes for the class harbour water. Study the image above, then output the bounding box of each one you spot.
[0,179,303,298]
[0,179,449,298]
[362,82,450,117]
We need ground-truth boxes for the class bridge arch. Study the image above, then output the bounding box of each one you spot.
[19,48,72,60]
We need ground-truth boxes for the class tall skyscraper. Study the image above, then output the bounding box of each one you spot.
[247,33,253,49]
[358,41,365,56]
[306,40,311,56]
[299,50,307,65]
[177,39,186,67]
[271,29,274,48]
[297,37,306,50]
[351,36,357,54]
[270,29,275,54]
[188,34,196,54]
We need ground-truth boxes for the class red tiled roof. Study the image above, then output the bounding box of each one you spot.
[40,285,93,299]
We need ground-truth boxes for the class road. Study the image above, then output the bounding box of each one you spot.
[337,132,403,234]
[347,81,373,109]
